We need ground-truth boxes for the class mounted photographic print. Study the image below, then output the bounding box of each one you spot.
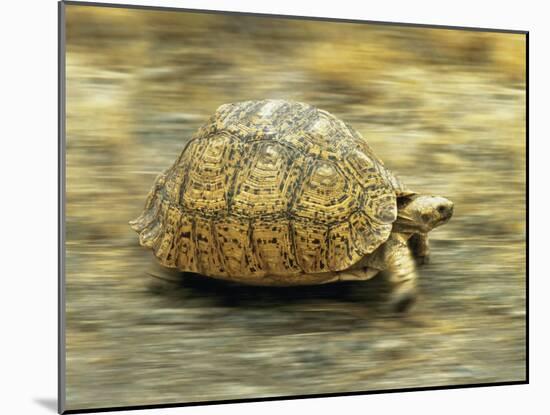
[58,1,528,413]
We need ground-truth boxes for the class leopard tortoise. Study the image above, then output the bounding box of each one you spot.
[130,99,453,312]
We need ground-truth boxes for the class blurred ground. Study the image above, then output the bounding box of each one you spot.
[63,5,526,411]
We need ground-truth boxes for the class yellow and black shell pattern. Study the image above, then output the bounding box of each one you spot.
[130,100,399,283]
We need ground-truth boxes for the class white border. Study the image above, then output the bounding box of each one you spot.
[1,1,544,414]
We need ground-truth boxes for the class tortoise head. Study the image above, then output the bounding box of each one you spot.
[393,194,454,234]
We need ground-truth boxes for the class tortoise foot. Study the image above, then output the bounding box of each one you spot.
[389,290,417,313]
[415,255,430,265]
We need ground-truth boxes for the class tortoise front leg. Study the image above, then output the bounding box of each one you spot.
[409,233,430,265]
[385,236,418,312]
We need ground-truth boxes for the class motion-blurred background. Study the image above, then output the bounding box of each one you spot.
[64,4,526,411]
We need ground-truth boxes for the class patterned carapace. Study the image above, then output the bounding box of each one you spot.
[130,100,404,282]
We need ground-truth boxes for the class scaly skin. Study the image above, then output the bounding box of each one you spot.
[409,233,431,265]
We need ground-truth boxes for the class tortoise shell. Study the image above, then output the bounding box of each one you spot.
[130,100,401,282]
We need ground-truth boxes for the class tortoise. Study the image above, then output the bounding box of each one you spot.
[130,99,453,312]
